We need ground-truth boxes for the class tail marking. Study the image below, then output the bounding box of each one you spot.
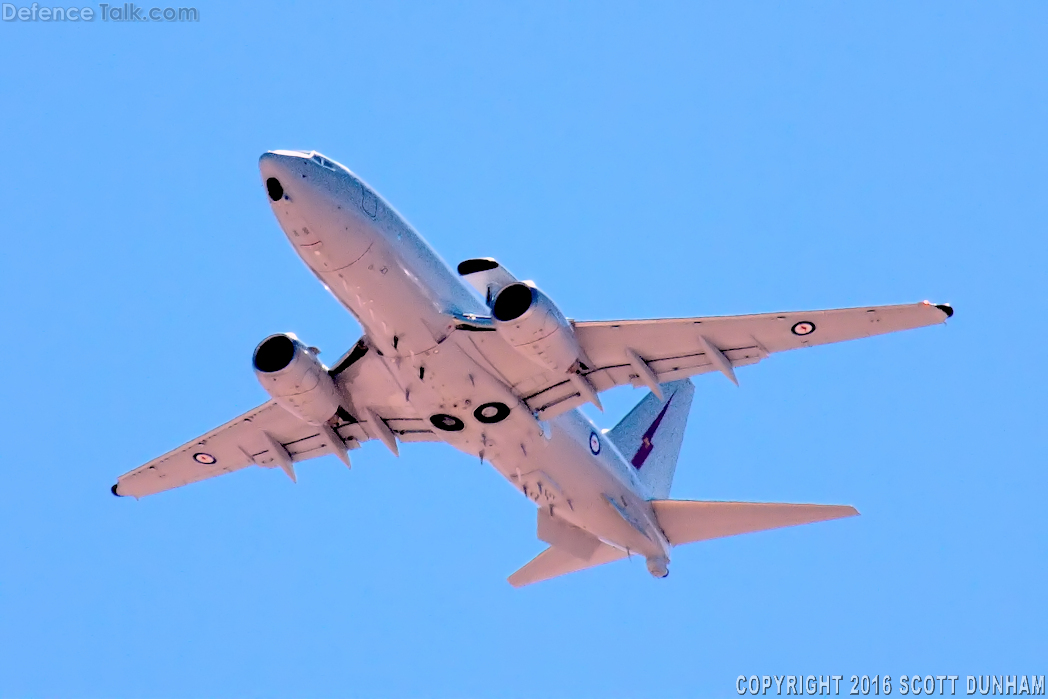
[631,393,674,469]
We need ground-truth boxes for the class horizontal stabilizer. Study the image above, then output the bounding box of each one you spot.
[651,500,858,546]
[508,542,628,588]
[537,508,602,560]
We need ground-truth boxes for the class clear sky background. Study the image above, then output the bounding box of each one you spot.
[1,2,1045,697]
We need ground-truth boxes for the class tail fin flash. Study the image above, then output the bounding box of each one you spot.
[608,379,695,499]
[651,500,858,546]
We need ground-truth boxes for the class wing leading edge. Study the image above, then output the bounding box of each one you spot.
[114,400,350,498]
[114,337,439,498]
[518,301,952,419]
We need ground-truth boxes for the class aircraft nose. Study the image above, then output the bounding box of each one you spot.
[258,150,310,203]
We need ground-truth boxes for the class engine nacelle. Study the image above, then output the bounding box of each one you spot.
[491,282,588,374]
[253,333,341,425]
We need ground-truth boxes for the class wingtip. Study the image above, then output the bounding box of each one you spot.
[110,483,123,497]
[935,303,954,319]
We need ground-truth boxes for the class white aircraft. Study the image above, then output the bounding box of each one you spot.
[113,150,953,586]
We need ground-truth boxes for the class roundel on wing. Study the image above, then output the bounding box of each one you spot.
[193,452,217,465]
[791,321,816,336]
[589,431,601,455]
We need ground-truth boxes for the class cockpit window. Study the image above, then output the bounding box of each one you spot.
[311,152,338,171]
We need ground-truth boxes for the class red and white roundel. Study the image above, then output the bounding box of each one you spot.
[589,432,601,455]
[193,452,217,465]
[791,321,816,336]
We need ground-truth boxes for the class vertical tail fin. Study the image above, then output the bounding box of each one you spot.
[607,379,695,499]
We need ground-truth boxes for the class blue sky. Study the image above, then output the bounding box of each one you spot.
[1,2,1045,697]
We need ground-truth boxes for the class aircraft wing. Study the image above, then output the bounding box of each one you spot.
[519,301,952,418]
[113,339,438,498]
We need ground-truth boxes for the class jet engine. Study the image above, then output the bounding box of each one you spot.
[491,282,589,374]
[253,333,342,425]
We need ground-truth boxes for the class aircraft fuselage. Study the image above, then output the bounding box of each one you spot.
[258,150,672,569]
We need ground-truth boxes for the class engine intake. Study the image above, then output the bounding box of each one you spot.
[491,282,589,374]
[492,283,535,322]
[253,333,342,425]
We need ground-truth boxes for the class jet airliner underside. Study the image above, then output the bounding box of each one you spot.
[113,150,952,585]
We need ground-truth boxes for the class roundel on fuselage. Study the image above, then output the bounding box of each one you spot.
[589,431,601,455]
